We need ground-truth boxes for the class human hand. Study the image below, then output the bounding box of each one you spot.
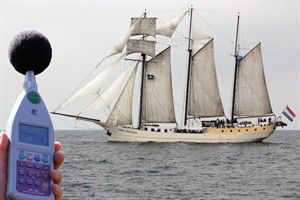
[0,131,64,200]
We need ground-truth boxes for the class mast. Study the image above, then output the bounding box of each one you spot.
[138,10,147,129]
[184,6,193,126]
[231,13,240,122]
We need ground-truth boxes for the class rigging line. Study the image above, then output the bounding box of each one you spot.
[147,8,188,14]
[196,8,236,16]
[194,11,234,45]
[75,120,107,141]
[54,53,127,112]
[53,66,98,112]
[54,114,79,129]
[214,50,231,115]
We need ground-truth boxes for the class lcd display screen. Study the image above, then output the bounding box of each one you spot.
[19,123,49,146]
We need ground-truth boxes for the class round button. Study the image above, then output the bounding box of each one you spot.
[34,155,41,162]
[42,182,49,189]
[42,156,49,163]
[19,153,25,160]
[26,154,33,161]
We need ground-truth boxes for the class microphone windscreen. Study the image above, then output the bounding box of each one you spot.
[9,30,52,75]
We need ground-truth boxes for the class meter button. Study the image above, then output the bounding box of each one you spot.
[26,179,33,185]
[26,163,33,168]
[34,164,42,169]
[42,182,49,189]
[26,154,33,161]
[19,162,25,167]
[35,180,41,187]
[18,179,25,184]
[27,172,32,177]
[34,155,41,162]
[42,173,49,180]
[35,173,41,178]
[42,156,49,163]
[43,165,50,171]
[18,169,25,176]
[19,153,25,160]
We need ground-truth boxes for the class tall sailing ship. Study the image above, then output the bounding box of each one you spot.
[53,7,285,143]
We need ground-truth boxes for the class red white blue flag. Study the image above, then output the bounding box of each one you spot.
[282,105,296,122]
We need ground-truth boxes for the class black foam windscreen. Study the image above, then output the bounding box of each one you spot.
[8,30,52,75]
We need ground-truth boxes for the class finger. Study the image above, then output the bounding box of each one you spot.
[0,132,9,152]
[50,169,62,185]
[54,152,65,169]
[52,183,63,200]
[54,141,61,153]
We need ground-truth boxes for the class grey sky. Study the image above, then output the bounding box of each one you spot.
[0,1,299,130]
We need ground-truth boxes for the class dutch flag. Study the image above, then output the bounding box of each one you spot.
[282,105,296,122]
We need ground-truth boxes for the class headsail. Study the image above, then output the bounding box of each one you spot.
[82,64,136,113]
[60,54,124,108]
[187,39,224,117]
[142,47,176,123]
[233,43,273,117]
[107,63,138,126]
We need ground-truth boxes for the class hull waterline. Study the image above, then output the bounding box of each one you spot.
[96,122,276,143]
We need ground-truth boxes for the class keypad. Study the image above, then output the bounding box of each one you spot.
[16,149,51,196]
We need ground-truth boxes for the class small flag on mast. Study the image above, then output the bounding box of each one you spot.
[282,105,296,122]
[147,74,155,80]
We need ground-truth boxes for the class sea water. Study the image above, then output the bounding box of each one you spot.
[56,130,300,200]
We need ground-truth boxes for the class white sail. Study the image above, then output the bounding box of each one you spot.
[61,54,124,108]
[130,17,156,37]
[126,39,156,57]
[98,18,142,64]
[188,39,224,117]
[156,11,187,37]
[233,43,273,117]
[107,64,138,126]
[82,65,135,113]
[191,13,211,55]
[142,47,176,123]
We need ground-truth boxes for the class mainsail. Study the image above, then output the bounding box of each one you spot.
[187,39,224,117]
[142,47,176,123]
[233,43,273,117]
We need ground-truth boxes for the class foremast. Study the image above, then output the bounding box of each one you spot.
[184,6,193,126]
[138,10,147,129]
